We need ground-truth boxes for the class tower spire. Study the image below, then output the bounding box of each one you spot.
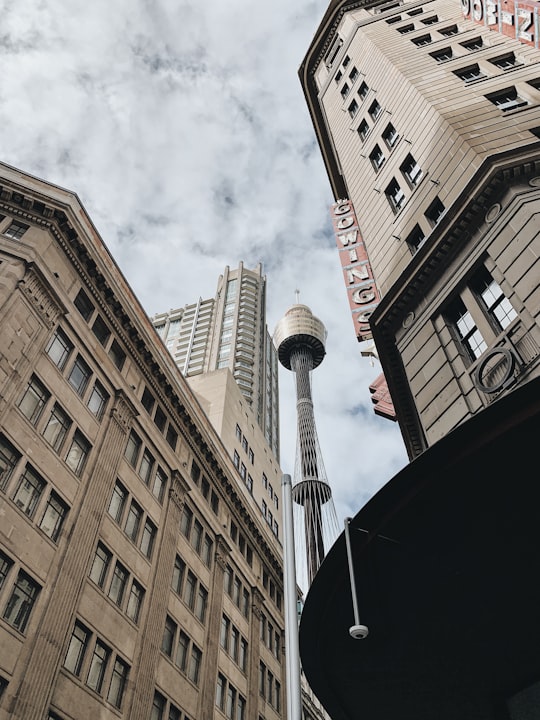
[274,302,339,589]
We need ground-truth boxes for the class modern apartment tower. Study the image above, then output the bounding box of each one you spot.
[273,303,338,589]
[0,163,285,720]
[152,263,280,461]
[297,0,540,718]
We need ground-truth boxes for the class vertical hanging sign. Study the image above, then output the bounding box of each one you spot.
[330,199,380,342]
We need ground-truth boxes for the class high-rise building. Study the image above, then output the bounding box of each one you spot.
[151,263,280,461]
[0,163,285,720]
[300,0,540,458]
[297,0,540,717]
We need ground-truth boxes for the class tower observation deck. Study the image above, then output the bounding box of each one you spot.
[274,303,339,589]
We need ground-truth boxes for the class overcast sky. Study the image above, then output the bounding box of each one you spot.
[1,0,408,525]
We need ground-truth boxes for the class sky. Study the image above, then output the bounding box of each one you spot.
[0,0,408,525]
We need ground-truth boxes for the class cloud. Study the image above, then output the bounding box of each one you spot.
[0,0,409,529]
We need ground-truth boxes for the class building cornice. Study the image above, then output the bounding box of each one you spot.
[370,147,540,458]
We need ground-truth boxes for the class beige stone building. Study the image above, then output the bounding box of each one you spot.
[300,0,540,458]
[0,162,285,720]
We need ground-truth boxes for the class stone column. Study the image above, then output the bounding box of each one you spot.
[246,586,264,718]
[127,470,190,720]
[8,390,137,719]
[196,534,231,719]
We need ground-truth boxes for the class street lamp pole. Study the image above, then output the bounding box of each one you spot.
[282,473,302,720]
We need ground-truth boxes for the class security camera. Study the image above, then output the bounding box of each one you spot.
[349,624,369,640]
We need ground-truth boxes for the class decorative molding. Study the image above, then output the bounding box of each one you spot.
[110,389,138,433]
[19,263,64,328]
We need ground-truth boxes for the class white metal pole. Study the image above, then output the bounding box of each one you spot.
[282,473,303,720]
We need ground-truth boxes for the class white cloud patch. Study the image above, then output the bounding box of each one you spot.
[0,0,408,527]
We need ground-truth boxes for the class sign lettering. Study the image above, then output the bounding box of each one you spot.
[462,0,538,47]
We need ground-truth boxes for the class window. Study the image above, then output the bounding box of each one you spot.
[124,500,142,541]
[369,100,382,121]
[188,645,202,684]
[334,70,342,83]
[349,66,359,83]
[474,267,517,331]
[401,153,423,186]
[126,580,144,623]
[166,424,178,450]
[461,36,483,50]
[141,386,155,413]
[425,196,445,225]
[430,47,452,62]
[369,144,386,171]
[18,376,50,424]
[3,570,40,633]
[357,119,370,141]
[454,64,485,82]
[108,561,128,606]
[202,534,213,567]
[408,7,423,15]
[86,639,110,693]
[340,83,350,99]
[4,220,29,240]
[162,616,177,656]
[74,289,94,321]
[108,481,127,522]
[221,614,230,650]
[439,24,458,36]
[12,466,45,517]
[91,315,110,346]
[412,34,431,45]
[65,431,90,476]
[446,297,487,360]
[152,692,166,720]
[180,505,193,538]
[108,340,125,371]
[386,14,402,23]
[46,329,73,370]
[124,431,141,468]
[107,657,129,708]
[68,355,91,396]
[422,15,438,24]
[348,99,359,118]
[489,53,518,70]
[184,571,197,609]
[172,555,186,595]
[343,54,350,68]
[397,23,415,33]
[90,542,112,587]
[140,518,156,558]
[195,585,208,623]
[139,449,155,485]
[0,436,20,491]
[216,673,226,710]
[191,519,203,553]
[64,621,90,675]
[233,450,240,469]
[152,466,167,502]
[0,553,12,593]
[176,630,189,671]
[87,381,109,420]
[39,491,68,541]
[226,685,236,719]
[154,405,166,432]
[358,81,369,100]
[248,447,254,464]
[385,179,405,212]
[42,404,71,451]
[406,224,426,253]
[382,122,399,148]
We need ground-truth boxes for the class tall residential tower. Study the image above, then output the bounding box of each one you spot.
[152,263,280,461]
